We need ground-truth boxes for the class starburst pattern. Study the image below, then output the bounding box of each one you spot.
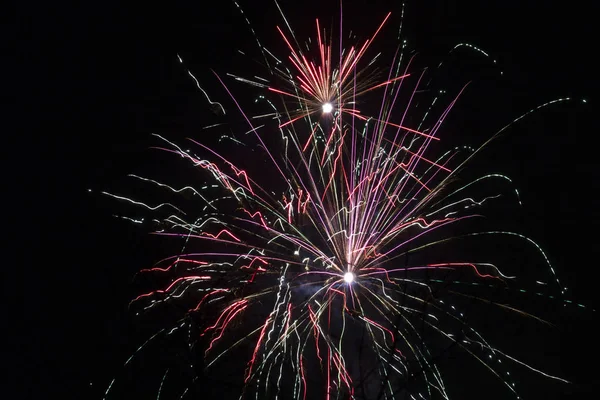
[101,3,579,399]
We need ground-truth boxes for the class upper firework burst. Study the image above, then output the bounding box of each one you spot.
[268,13,408,127]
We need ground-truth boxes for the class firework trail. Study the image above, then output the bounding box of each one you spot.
[102,2,584,399]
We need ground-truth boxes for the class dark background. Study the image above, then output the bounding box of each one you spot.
[9,0,598,399]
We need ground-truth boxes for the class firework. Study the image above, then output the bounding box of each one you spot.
[102,2,580,399]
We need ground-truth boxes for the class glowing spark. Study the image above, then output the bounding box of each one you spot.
[343,271,355,283]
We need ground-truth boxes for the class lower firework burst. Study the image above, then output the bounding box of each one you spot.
[102,3,578,399]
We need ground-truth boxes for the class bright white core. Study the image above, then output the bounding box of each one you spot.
[344,272,355,283]
[322,102,333,114]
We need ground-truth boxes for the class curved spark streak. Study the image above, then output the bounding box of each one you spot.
[177,54,226,115]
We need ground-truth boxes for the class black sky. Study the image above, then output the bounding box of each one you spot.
[9,0,599,399]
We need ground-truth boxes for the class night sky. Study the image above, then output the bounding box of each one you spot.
[10,0,599,399]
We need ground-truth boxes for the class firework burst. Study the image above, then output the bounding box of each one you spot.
[102,2,579,399]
